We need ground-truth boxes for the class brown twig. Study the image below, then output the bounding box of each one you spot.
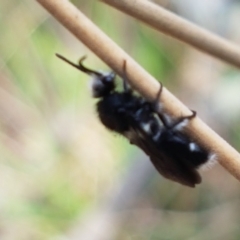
[101,0,240,69]
[36,0,240,183]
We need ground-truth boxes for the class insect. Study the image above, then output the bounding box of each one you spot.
[56,54,215,187]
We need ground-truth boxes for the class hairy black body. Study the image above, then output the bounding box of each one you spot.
[56,54,214,187]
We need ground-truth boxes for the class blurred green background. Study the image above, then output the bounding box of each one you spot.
[1,0,240,239]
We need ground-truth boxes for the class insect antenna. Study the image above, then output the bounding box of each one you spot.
[56,54,102,77]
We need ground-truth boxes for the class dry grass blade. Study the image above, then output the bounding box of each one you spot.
[101,0,240,68]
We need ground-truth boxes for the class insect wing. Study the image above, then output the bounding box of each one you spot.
[129,128,201,187]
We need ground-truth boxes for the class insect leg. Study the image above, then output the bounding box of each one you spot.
[152,84,197,130]
[152,84,173,127]
[153,83,163,110]
[122,60,132,93]
[167,110,197,130]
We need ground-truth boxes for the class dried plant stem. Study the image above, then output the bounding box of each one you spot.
[101,0,240,68]
[36,0,240,183]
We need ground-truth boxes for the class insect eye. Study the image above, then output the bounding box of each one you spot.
[91,72,116,98]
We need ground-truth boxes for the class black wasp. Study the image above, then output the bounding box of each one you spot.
[56,54,215,187]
